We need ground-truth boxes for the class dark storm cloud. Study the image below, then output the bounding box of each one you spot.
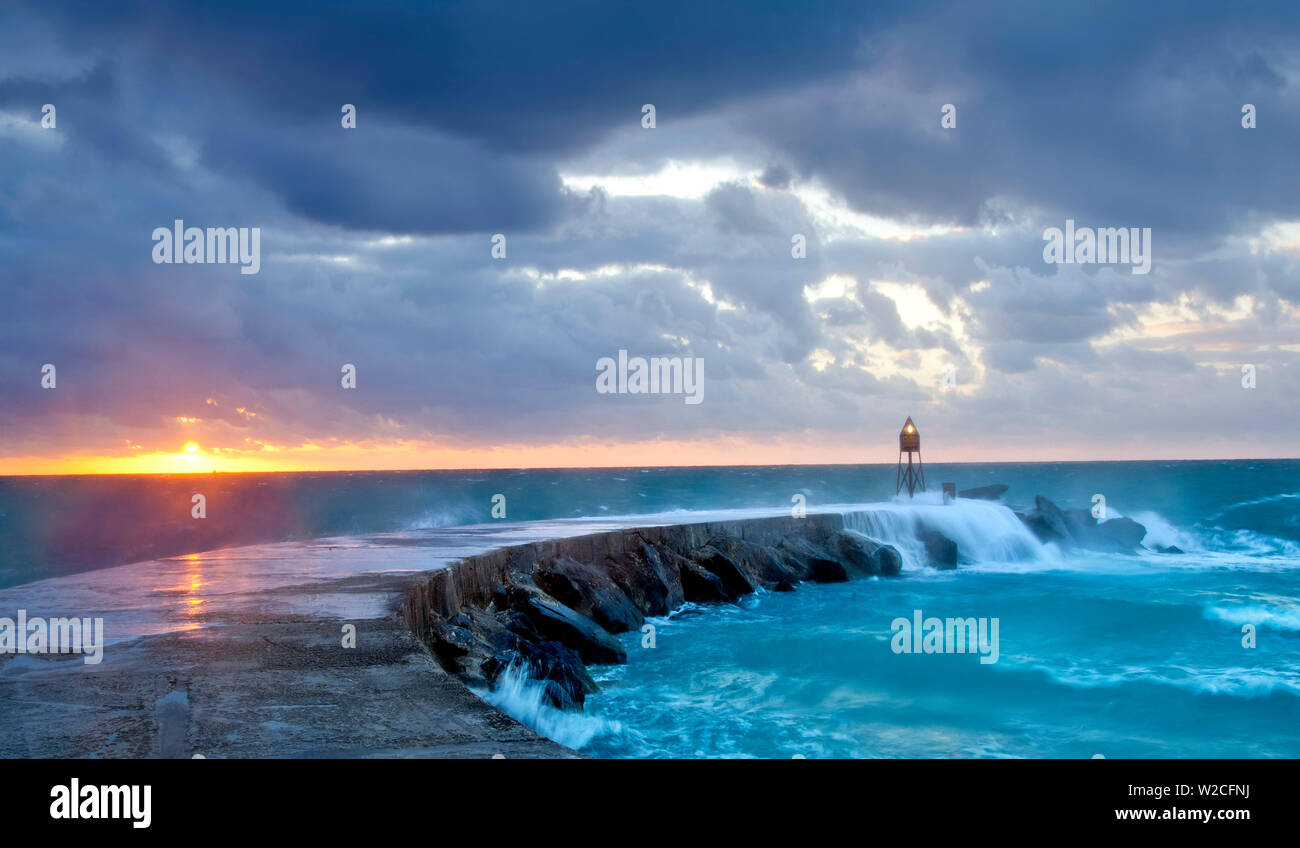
[26,0,905,152]
[199,120,573,234]
[742,1,1300,237]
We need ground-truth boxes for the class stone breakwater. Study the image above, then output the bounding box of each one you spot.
[402,493,1157,713]
[402,513,904,710]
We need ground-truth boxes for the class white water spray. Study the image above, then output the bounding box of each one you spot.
[839,496,1054,569]
[475,663,618,750]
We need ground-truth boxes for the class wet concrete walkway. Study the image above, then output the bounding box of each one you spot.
[0,509,794,758]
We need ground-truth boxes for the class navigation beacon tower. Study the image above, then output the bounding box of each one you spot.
[896,416,926,498]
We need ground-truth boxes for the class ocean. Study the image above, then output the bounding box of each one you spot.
[2,459,1297,757]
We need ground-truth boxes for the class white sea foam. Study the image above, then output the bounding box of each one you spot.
[1129,510,1197,551]
[1205,491,1300,522]
[403,508,475,530]
[474,663,618,750]
[1003,656,1300,698]
[1206,603,1300,632]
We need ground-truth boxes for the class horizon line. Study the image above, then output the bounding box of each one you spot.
[2,454,1295,479]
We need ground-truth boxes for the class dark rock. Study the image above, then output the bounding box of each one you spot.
[828,530,880,576]
[958,484,1008,501]
[691,546,755,596]
[828,530,904,577]
[1088,516,1147,552]
[534,555,644,633]
[422,605,518,684]
[773,578,797,592]
[917,527,959,569]
[677,557,737,602]
[501,580,542,612]
[427,622,475,662]
[522,596,627,665]
[715,538,801,589]
[773,535,829,581]
[1154,544,1185,554]
[500,610,542,643]
[524,641,597,710]
[606,539,683,615]
[768,529,847,584]
[484,640,597,710]
[1020,495,1072,544]
[1019,496,1078,545]
[1017,496,1147,553]
[808,557,850,583]
[875,545,903,576]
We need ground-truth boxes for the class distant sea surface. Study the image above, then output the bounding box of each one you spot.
[2,460,1297,758]
[3,460,1293,588]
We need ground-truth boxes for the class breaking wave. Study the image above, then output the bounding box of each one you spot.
[839,496,1053,569]
[474,663,618,751]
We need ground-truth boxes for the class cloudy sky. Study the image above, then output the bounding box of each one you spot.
[1,0,1297,473]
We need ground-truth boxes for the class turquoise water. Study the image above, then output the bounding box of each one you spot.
[480,461,1300,758]
[578,563,1299,758]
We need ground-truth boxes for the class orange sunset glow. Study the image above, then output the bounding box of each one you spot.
[2,435,1290,477]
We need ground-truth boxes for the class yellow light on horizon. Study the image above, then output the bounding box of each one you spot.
[3,433,1294,476]
[184,442,199,454]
